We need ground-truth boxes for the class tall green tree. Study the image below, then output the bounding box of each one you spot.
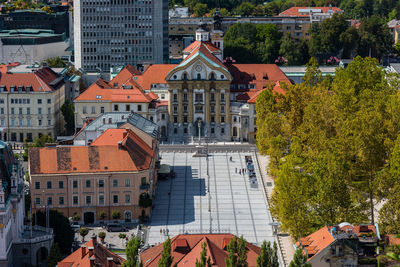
[256,241,279,267]
[158,237,173,267]
[61,99,75,135]
[33,210,74,254]
[123,237,142,267]
[47,243,62,267]
[279,34,302,65]
[45,57,66,68]
[289,248,311,267]
[234,2,255,16]
[193,3,208,17]
[225,236,248,267]
[195,242,212,267]
[259,56,400,238]
[357,15,393,60]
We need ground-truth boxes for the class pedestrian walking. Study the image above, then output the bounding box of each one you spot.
[239,169,241,174]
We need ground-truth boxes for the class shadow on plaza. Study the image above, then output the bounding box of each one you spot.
[150,165,206,226]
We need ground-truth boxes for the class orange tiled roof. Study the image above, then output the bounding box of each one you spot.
[110,64,142,87]
[140,234,261,267]
[183,40,221,54]
[227,64,290,92]
[0,67,61,92]
[58,237,125,267]
[387,234,400,246]
[180,42,227,71]
[29,129,155,174]
[134,64,177,90]
[278,6,343,17]
[295,226,335,260]
[75,81,153,103]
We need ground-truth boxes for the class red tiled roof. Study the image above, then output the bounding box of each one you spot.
[75,81,153,103]
[279,6,343,17]
[29,129,155,174]
[296,224,378,261]
[58,237,125,267]
[0,67,61,92]
[110,64,142,87]
[295,226,335,260]
[228,64,290,91]
[148,91,159,100]
[386,234,400,246]
[140,234,261,267]
[134,64,177,90]
[183,40,221,54]
[180,42,226,71]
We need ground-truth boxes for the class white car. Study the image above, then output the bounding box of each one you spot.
[71,223,81,232]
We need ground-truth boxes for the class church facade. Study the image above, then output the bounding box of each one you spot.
[74,20,291,143]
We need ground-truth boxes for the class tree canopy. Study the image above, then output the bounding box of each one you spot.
[257,56,400,238]
[158,237,173,267]
[34,210,74,254]
[123,237,142,267]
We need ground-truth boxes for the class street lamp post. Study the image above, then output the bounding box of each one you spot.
[198,119,201,143]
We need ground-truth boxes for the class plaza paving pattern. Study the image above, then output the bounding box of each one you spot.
[147,152,276,247]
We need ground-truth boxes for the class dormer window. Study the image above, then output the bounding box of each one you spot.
[10,85,15,92]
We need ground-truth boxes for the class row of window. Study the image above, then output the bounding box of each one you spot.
[1,119,51,127]
[173,93,225,103]
[7,98,51,104]
[6,107,51,115]
[35,194,131,206]
[172,116,225,124]
[81,104,144,114]
[35,177,146,189]
[172,127,225,135]
[172,105,224,114]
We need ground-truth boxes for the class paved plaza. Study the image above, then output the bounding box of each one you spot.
[147,151,276,247]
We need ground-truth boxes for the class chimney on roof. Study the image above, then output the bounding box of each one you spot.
[107,257,114,267]
[118,141,123,150]
[81,245,86,259]
[88,246,94,257]
[90,256,95,267]
[123,130,128,139]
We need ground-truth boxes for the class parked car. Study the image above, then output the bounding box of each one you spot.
[247,163,254,172]
[106,223,126,232]
[71,223,81,232]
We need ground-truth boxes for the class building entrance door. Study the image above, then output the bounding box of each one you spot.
[84,212,95,224]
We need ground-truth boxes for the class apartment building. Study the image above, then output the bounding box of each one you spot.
[296,223,381,266]
[0,67,66,142]
[74,65,168,133]
[29,128,157,224]
[73,0,169,72]
[73,112,159,148]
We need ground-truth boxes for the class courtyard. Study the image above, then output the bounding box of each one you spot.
[147,151,277,247]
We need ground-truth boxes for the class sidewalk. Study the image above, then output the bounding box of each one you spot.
[256,152,295,266]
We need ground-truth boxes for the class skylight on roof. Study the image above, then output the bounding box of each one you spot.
[96,95,102,99]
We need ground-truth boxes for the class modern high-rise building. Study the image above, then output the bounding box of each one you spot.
[74,0,169,72]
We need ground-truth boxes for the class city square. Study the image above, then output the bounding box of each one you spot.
[147,151,277,247]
